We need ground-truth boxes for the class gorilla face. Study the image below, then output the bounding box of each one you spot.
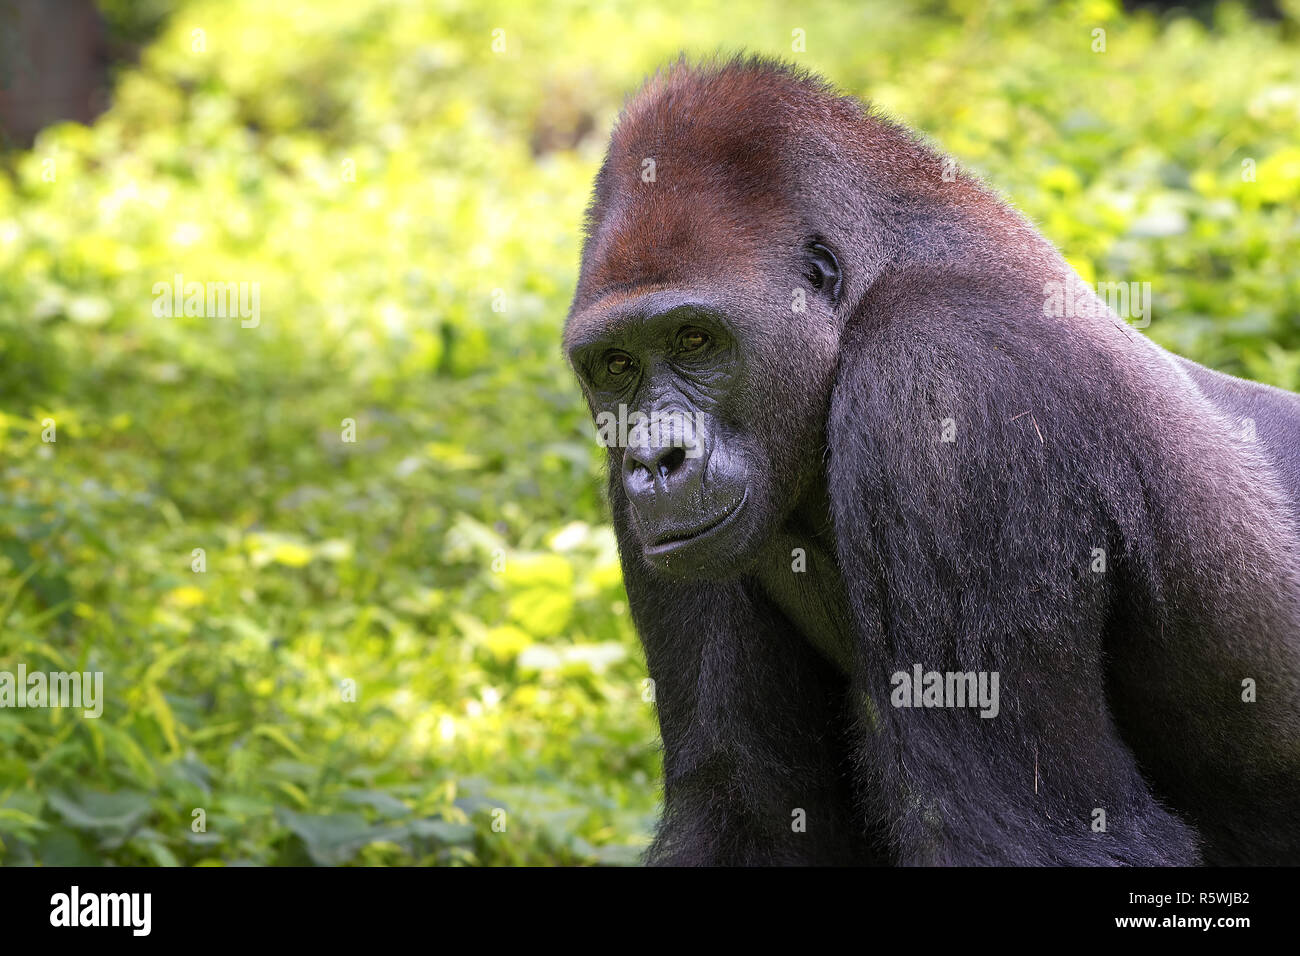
[565,241,843,578]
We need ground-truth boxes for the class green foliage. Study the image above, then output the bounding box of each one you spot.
[1,0,1298,864]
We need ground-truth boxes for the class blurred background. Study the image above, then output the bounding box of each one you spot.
[0,0,1297,866]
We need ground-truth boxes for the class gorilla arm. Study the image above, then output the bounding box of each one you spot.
[827,262,1214,865]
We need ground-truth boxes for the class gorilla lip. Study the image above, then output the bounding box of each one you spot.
[644,492,747,554]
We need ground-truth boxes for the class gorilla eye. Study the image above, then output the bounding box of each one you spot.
[605,352,633,376]
[803,240,842,301]
[676,328,709,352]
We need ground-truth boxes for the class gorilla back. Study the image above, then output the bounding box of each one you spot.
[563,55,1300,866]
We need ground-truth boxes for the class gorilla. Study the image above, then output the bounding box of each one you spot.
[563,56,1300,866]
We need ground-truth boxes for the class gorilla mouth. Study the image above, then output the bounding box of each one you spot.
[645,492,747,553]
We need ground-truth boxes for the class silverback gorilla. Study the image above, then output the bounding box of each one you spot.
[563,56,1300,866]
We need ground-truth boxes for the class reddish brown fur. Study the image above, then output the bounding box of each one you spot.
[569,54,1048,347]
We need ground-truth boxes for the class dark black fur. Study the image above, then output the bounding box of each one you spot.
[564,55,1300,866]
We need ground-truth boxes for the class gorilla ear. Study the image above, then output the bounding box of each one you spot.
[802,240,843,303]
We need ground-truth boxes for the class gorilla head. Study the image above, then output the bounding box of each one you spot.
[564,64,866,577]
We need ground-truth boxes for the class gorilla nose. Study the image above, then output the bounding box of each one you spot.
[625,444,689,482]
[622,439,703,509]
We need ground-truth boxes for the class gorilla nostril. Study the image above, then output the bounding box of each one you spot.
[659,447,687,479]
